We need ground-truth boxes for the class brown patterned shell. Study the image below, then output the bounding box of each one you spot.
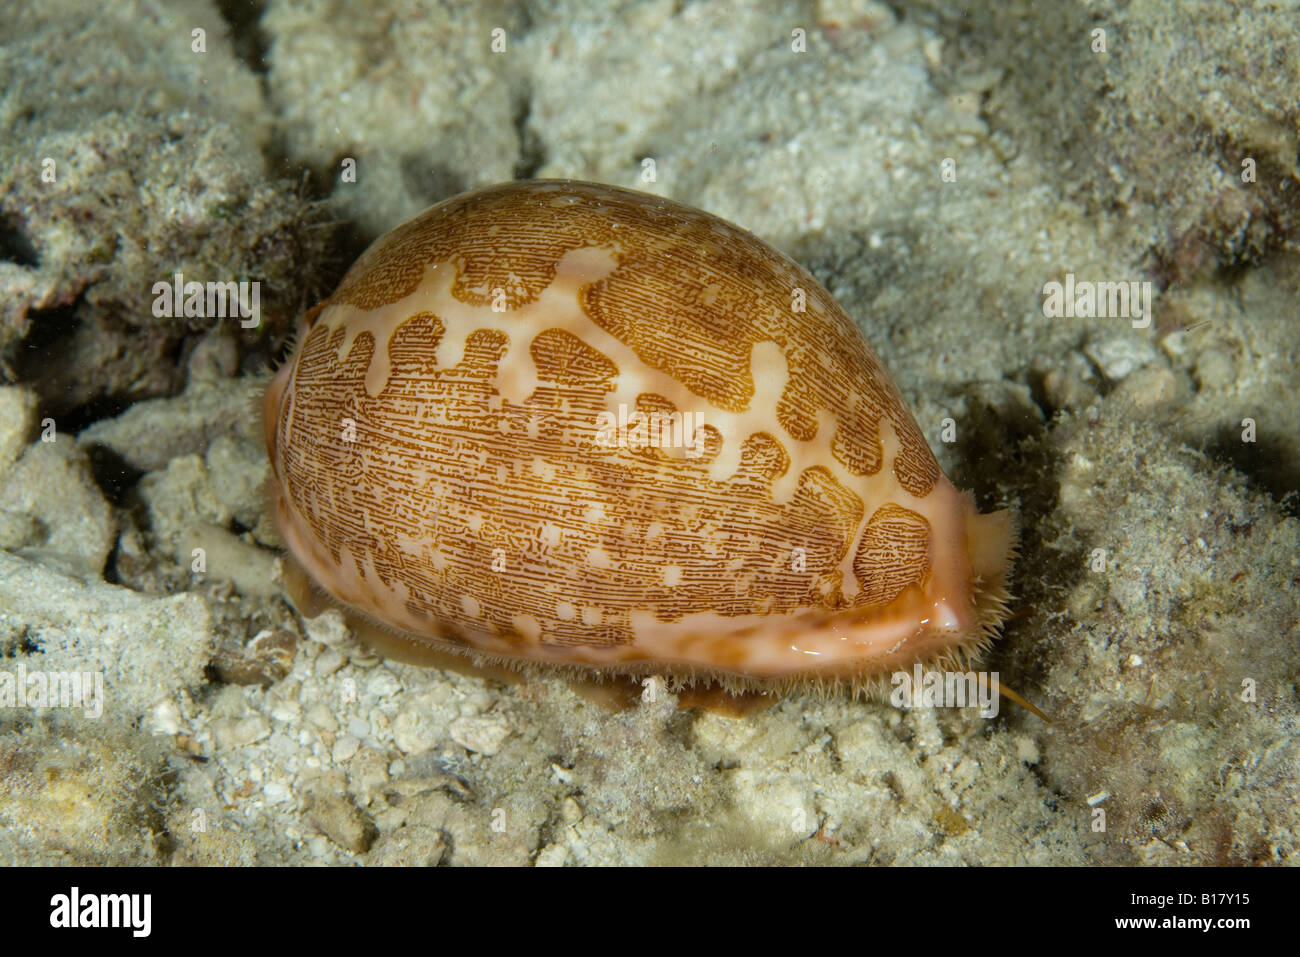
[264,180,1014,691]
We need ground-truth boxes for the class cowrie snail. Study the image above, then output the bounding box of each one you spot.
[264,180,1015,695]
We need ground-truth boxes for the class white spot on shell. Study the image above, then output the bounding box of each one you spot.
[530,456,556,483]
[511,614,542,642]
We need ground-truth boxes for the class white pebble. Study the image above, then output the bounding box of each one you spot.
[303,609,350,646]
[1084,336,1158,383]
[306,702,338,731]
[449,715,510,756]
[150,699,182,736]
[366,669,402,698]
[263,780,292,804]
[535,843,569,867]
[333,734,360,763]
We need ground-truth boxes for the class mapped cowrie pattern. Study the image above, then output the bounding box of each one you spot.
[264,180,1015,693]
